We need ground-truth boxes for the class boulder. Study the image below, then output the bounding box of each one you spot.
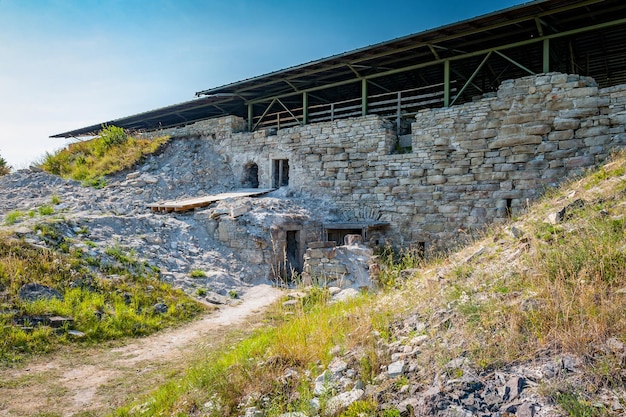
[18,283,63,302]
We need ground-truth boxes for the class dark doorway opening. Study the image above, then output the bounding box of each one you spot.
[327,228,363,246]
[272,159,289,188]
[506,198,513,218]
[243,162,259,188]
[285,230,301,275]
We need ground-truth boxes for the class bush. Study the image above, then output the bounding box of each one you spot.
[0,153,11,176]
[93,126,129,156]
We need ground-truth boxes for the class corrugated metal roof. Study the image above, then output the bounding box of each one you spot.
[52,0,626,138]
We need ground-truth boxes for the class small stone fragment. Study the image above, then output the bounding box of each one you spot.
[387,360,406,378]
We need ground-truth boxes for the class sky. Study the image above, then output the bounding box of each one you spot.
[0,0,526,168]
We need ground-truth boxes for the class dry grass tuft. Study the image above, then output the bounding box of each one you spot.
[39,126,169,186]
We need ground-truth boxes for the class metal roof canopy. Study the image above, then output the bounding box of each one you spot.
[52,0,626,138]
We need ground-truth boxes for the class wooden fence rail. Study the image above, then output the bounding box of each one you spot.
[252,82,457,133]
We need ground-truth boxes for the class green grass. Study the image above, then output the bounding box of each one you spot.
[38,205,54,216]
[39,126,169,186]
[190,269,207,278]
[0,234,205,364]
[114,288,396,416]
[554,392,609,417]
[4,210,24,225]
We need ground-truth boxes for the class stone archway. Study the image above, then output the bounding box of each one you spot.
[242,162,259,188]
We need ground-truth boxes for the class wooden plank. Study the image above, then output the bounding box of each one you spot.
[147,189,274,213]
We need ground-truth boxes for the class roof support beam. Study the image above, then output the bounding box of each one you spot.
[362,79,368,116]
[303,92,309,125]
[535,17,544,37]
[277,98,303,126]
[450,51,492,106]
[248,103,254,132]
[428,44,440,60]
[494,50,535,75]
[543,39,550,73]
[284,80,300,92]
[253,98,277,131]
[444,60,450,107]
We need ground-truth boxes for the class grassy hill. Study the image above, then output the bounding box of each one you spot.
[40,125,169,187]
[114,151,626,416]
[0,128,202,365]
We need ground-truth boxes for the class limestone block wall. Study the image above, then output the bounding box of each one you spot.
[167,72,626,251]
[302,241,378,289]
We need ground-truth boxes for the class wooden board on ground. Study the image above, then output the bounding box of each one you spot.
[147,189,274,213]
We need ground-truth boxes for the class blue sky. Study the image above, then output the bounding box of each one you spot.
[0,0,526,168]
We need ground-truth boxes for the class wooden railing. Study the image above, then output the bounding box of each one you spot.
[252,82,457,133]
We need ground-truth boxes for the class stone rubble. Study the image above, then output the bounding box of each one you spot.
[0,152,376,301]
[285,313,623,417]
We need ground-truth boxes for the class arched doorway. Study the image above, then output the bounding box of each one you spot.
[242,162,259,188]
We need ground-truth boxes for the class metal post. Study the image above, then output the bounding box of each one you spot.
[361,79,368,116]
[543,38,550,73]
[331,103,335,121]
[247,103,253,132]
[396,91,402,134]
[302,92,308,125]
[444,60,450,107]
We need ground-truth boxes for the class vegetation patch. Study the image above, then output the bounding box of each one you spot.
[114,286,402,417]
[0,152,10,176]
[39,126,169,186]
[0,233,204,364]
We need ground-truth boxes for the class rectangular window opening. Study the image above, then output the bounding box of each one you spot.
[326,228,363,246]
[273,159,289,188]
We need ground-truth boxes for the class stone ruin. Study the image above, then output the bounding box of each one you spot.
[140,72,626,287]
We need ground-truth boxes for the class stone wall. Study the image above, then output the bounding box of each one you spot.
[302,240,379,289]
[164,73,626,251]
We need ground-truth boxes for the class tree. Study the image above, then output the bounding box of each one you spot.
[0,153,11,176]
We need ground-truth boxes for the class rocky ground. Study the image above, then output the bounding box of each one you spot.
[3,138,625,416]
[0,138,344,301]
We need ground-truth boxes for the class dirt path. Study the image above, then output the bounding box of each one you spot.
[0,284,284,417]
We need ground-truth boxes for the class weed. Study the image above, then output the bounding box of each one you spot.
[4,210,24,225]
[229,289,239,299]
[393,375,409,390]
[190,270,207,278]
[555,392,608,417]
[50,195,62,205]
[105,245,135,265]
[339,399,378,416]
[38,205,54,216]
[196,288,207,297]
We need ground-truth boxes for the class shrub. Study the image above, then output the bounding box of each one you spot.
[0,153,10,176]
